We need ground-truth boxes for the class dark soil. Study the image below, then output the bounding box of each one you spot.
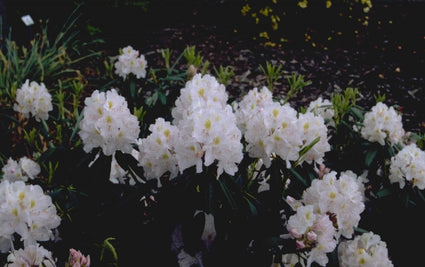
[126,1,425,134]
[86,0,425,135]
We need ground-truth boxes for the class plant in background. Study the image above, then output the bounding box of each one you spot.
[259,61,284,92]
[141,47,187,109]
[183,45,210,79]
[213,65,235,86]
[284,73,312,104]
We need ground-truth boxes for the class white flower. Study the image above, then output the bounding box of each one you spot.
[242,98,302,168]
[19,157,40,179]
[338,232,393,267]
[389,143,425,190]
[79,89,140,156]
[176,249,203,267]
[298,112,331,165]
[1,156,40,182]
[287,205,337,267]
[171,74,243,177]
[138,118,179,183]
[6,243,56,267]
[360,102,404,146]
[0,180,61,253]
[114,45,148,80]
[171,73,228,126]
[194,210,217,252]
[302,170,365,238]
[13,79,53,121]
[234,86,273,134]
[307,97,335,127]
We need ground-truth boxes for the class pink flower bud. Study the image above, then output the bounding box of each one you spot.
[296,240,306,249]
[66,248,90,267]
[307,231,317,241]
[288,227,302,239]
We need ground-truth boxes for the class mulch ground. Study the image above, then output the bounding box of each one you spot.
[105,1,424,134]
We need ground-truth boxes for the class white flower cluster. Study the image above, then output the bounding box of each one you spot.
[1,156,40,182]
[234,87,330,168]
[338,232,393,267]
[360,102,405,146]
[389,143,425,190]
[286,205,337,267]
[114,45,148,80]
[79,89,140,156]
[307,96,335,127]
[138,74,243,183]
[138,118,180,181]
[5,243,56,267]
[286,170,366,266]
[301,170,366,238]
[13,79,53,121]
[0,180,61,253]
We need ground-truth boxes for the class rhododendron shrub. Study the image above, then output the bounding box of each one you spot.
[2,43,423,266]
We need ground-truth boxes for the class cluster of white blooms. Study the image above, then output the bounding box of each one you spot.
[389,143,425,190]
[307,96,335,127]
[338,232,393,267]
[13,79,53,121]
[234,86,273,133]
[0,180,61,253]
[5,243,56,267]
[285,170,366,266]
[1,156,40,182]
[79,89,140,156]
[172,74,243,176]
[286,205,337,267]
[360,102,405,146]
[171,73,229,125]
[114,45,148,80]
[138,118,179,181]
[301,170,366,238]
[138,74,243,183]
[298,112,331,165]
[234,87,330,168]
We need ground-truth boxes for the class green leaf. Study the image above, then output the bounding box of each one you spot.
[244,197,258,216]
[365,149,378,167]
[218,179,237,211]
[376,187,392,198]
[289,167,307,187]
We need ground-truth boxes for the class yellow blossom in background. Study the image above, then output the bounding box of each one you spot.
[298,0,308,8]
[259,31,270,39]
[241,4,251,16]
[239,0,373,46]
[326,0,332,8]
[271,14,280,30]
[259,6,273,17]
